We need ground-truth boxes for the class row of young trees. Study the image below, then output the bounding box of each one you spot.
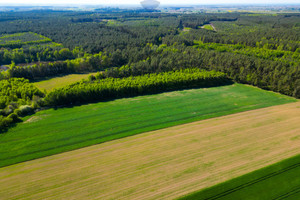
[0,46,84,65]
[1,45,156,80]
[0,32,52,48]
[3,51,111,79]
[193,41,300,65]
[45,69,230,106]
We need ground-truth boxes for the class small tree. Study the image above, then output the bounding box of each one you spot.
[293,86,300,99]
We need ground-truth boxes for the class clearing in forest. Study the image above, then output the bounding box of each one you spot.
[200,24,215,31]
[0,101,299,200]
[33,72,98,91]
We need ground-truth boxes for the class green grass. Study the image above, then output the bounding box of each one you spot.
[178,154,300,200]
[33,72,98,92]
[0,84,296,168]
[202,24,214,31]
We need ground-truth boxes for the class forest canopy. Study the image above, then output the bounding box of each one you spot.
[0,9,299,131]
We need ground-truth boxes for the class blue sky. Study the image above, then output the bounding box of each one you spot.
[1,0,300,5]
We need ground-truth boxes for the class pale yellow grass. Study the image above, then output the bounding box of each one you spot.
[33,73,98,92]
[0,102,300,200]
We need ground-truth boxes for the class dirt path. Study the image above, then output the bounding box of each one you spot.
[0,102,299,200]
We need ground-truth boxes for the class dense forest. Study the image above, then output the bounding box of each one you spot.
[0,9,299,131]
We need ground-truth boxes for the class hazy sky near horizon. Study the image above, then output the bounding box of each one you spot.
[2,0,300,5]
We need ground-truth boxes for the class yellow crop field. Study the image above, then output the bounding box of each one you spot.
[0,102,299,200]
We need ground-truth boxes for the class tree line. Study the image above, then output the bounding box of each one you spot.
[45,69,230,106]
[0,46,84,65]
[0,69,229,131]
[2,51,111,80]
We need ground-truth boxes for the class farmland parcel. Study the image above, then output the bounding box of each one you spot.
[0,84,295,167]
[0,102,299,199]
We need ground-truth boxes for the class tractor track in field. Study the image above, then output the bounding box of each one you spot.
[273,185,300,200]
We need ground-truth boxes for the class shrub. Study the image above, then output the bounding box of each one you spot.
[293,86,300,98]
[19,105,33,116]
[14,109,21,116]
[88,75,96,81]
[32,95,43,108]
[0,117,13,128]
[8,113,20,123]
[3,105,14,116]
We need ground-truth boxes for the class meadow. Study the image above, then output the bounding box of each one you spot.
[0,101,299,199]
[0,84,296,168]
[33,72,98,92]
[201,24,214,31]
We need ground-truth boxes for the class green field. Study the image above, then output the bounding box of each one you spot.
[0,84,296,168]
[33,72,98,92]
[179,154,300,200]
[202,24,214,30]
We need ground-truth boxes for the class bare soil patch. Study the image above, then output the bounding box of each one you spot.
[24,116,42,123]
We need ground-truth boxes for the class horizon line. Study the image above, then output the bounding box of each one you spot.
[1,3,300,6]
